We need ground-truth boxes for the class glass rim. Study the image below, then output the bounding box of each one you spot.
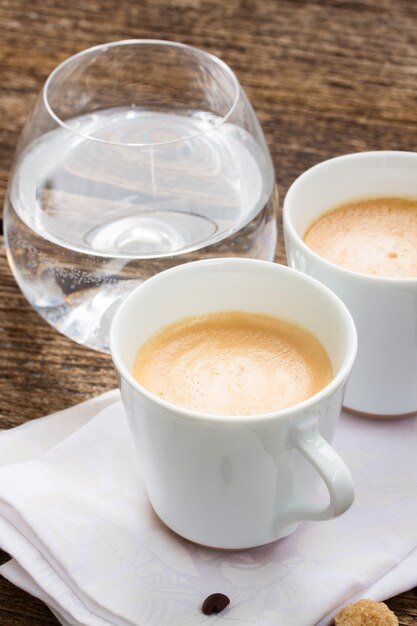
[43,39,241,148]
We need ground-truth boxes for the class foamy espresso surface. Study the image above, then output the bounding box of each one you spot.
[134,311,332,416]
[304,197,417,278]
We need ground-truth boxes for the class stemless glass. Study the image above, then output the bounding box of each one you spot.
[4,40,278,352]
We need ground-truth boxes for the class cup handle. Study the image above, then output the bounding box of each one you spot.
[284,414,354,523]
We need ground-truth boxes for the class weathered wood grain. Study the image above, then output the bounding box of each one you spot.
[0,0,416,624]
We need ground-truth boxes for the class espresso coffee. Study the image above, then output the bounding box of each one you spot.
[304,196,417,278]
[133,311,332,416]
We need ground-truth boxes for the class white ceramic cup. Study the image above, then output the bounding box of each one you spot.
[110,258,356,549]
[284,151,417,418]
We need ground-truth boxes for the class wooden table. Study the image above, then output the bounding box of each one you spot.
[0,0,416,623]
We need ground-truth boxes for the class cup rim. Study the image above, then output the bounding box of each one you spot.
[43,39,241,148]
[283,150,417,285]
[109,258,358,423]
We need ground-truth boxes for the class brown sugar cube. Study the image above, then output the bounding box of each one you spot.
[334,599,398,626]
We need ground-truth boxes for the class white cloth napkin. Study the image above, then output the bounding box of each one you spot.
[0,390,417,626]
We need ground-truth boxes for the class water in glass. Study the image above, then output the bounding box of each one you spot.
[6,107,277,351]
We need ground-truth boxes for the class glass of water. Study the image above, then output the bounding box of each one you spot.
[4,40,278,352]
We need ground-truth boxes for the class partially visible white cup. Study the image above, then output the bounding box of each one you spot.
[283,151,417,418]
[110,258,356,549]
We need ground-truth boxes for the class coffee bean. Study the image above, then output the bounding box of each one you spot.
[201,593,230,615]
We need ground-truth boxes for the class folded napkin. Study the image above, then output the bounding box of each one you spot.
[1,391,417,626]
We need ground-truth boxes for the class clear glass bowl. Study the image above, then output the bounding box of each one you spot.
[4,40,278,352]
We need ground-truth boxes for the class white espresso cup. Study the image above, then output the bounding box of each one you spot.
[110,258,356,549]
[284,151,417,418]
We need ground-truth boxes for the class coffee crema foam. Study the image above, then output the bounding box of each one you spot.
[304,196,417,278]
[134,311,332,416]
